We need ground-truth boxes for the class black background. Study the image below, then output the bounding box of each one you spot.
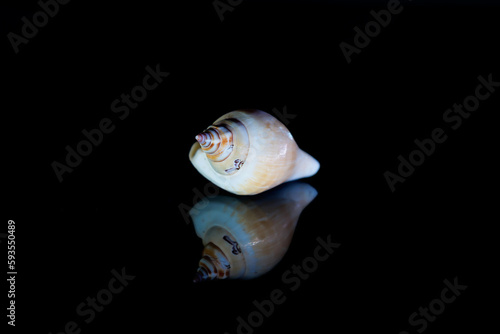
[2,0,498,333]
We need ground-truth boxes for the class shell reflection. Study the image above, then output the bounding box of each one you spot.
[190,182,317,282]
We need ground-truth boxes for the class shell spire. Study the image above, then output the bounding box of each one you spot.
[193,259,217,283]
[192,243,231,283]
[193,118,251,177]
[195,125,234,162]
[194,134,203,143]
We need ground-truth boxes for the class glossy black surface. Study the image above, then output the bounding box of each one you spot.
[3,1,498,333]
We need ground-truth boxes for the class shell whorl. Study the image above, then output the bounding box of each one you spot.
[195,119,250,175]
[195,125,233,162]
[193,243,231,283]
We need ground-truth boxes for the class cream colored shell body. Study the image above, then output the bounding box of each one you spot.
[189,110,320,195]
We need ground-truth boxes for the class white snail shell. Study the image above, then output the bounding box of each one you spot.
[189,110,320,195]
[190,182,318,282]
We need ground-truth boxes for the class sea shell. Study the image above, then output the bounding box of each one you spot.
[189,110,320,195]
[190,182,318,282]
